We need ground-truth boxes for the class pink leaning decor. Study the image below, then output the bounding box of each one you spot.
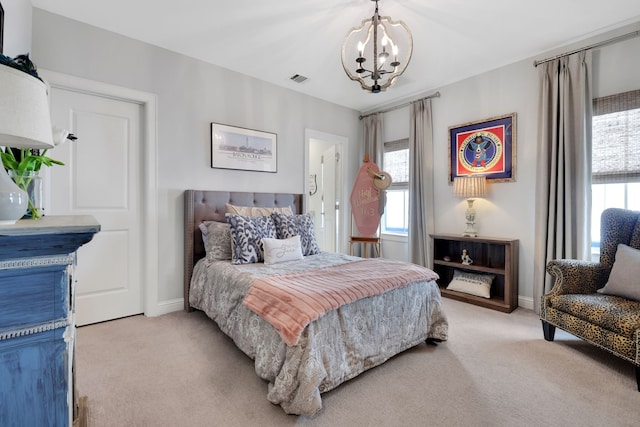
[350,159,383,237]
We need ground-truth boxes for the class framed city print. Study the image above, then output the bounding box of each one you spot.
[210,123,277,173]
[448,113,516,183]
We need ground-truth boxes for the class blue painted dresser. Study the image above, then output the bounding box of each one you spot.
[0,216,100,427]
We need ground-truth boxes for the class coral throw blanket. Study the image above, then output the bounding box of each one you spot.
[243,259,439,346]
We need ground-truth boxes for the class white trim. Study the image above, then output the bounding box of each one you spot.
[518,296,534,311]
[39,69,161,318]
[381,233,408,243]
[155,298,185,316]
[305,129,349,253]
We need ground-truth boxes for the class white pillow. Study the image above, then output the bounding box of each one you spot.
[262,235,304,265]
[597,243,640,301]
[446,269,495,298]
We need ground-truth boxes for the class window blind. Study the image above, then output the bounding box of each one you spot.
[592,89,640,184]
[383,138,409,186]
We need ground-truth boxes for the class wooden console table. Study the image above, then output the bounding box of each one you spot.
[0,216,100,427]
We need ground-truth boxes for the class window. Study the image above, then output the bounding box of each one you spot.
[382,138,409,235]
[591,89,640,259]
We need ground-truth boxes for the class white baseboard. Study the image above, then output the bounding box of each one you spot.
[146,298,184,317]
[518,296,534,311]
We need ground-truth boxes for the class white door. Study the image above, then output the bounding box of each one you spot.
[321,146,340,252]
[47,87,144,326]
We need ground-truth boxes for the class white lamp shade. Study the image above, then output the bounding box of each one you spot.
[0,64,54,149]
[453,175,488,198]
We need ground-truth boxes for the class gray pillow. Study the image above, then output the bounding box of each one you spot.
[199,221,232,261]
[597,244,640,301]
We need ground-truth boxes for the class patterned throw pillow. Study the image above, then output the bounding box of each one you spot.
[262,235,304,265]
[446,269,495,298]
[225,203,293,217]
[226,214,277,264]
[199,221,232,261]
[271,212,320,256]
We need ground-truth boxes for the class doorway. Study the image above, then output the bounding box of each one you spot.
[305,129,347,253]
[41,70,159,325]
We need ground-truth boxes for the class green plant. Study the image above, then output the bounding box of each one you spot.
[1,147,65,172]
[1,147,64,219]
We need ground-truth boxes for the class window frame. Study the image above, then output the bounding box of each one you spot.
[590,89,640,259]
[381,138,409,236]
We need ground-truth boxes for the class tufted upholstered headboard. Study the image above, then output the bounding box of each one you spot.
[183,190,303,311]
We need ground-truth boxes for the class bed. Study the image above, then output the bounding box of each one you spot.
[183,190,448,416]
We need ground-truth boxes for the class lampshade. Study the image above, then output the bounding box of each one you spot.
[341,0,413,93]
[453,175,488,199]
[0,64,54,149]
[0,63,55,224]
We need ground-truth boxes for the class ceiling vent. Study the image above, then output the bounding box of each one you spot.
[290,74,308,84]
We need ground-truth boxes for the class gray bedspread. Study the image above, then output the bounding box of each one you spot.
[189,251,448,416]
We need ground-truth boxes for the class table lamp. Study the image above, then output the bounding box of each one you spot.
[453,175,488,237]
[0,63,54,224]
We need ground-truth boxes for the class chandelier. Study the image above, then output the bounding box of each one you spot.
[341,0,413,93]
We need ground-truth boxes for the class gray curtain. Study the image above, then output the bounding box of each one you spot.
[409,99,435,268]
[533,51,593,313]
[362,113,383,164]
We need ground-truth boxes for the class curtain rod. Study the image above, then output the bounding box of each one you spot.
[534,30,640,67]
[359,91,440,120]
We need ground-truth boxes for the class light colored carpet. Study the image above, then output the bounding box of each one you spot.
[75,298,640,426]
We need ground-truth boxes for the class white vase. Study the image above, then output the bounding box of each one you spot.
[0,167,28,225]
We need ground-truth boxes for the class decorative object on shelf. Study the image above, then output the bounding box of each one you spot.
[461,249,473,265]
[0,56,54,224]
[341,0,412,93]
[210,122,277,173]
[446,269,495,299]
[448,113,516,183]
[453,175,488,237]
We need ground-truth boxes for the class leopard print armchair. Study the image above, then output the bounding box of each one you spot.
[540,208,640,391]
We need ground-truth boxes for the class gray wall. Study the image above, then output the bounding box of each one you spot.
[377,22,640,308]
[31,9,361,305]
[1,0,32,56]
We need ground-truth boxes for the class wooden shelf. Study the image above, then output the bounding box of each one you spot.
[430,233,519,313]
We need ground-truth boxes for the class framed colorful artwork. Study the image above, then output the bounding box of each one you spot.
[210,123,277,173]
[448,113,516,183]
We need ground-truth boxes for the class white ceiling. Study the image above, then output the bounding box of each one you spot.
[31,0,640,112]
